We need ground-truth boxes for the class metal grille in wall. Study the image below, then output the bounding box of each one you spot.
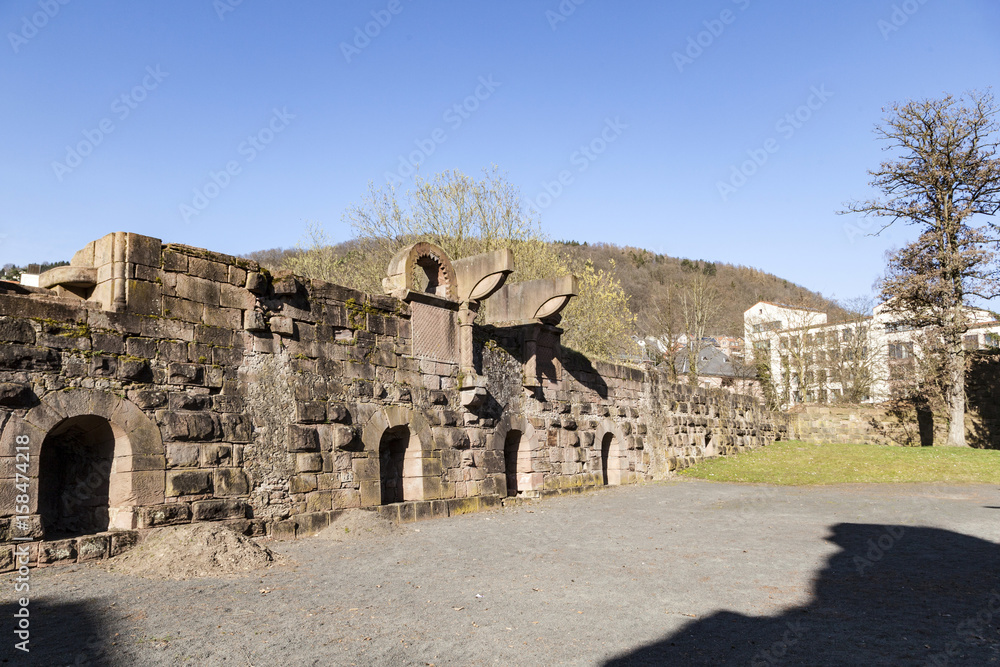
[410,301,458,363]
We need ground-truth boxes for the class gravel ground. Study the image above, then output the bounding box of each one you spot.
[3,479,1000,666]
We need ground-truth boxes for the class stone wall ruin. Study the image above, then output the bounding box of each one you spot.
[0,232,779,570]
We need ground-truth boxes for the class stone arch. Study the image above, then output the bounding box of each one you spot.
[17,388,165,533]
[360,407,434,505]
[383,241,457,301]
[596,419,627,486]
[492,413,539,496]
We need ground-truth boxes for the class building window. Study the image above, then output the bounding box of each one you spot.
[964,334,980,350]
[752,321,782,333]
[888,342,914,359]
[987,333,1000,348]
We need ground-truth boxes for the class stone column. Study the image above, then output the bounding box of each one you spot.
[111,232,127,312]
[458,300,479,377]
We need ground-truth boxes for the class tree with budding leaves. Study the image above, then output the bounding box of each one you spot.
[841,90,1000,446]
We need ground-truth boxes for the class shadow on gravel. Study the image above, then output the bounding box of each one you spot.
[0,598,111,665]
[605,523,1000,666]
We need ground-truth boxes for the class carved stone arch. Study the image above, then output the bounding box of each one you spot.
[360,407,435,505]
[596,418,628,486]
[17,388,165,532]
[383,241,458,301]
[492,412,540,497]
[490,412,537,452]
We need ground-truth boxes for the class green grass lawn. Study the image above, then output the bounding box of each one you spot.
[678,440,1000,485]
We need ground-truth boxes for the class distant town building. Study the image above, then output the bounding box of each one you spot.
[744,300,1000,407]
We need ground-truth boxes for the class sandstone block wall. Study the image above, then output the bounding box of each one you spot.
[0,233,780,570]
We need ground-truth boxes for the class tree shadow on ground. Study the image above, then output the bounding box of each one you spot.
[605,523,1000,666]
[0,597,112,665]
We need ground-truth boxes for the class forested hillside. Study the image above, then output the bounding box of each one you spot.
[246,240,847,339]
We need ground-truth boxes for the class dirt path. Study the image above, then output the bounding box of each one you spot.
[3,480,1000,666]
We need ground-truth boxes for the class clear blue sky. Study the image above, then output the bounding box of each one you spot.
[2,0,998,304]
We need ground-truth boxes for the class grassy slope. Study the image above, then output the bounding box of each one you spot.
[679,440,1000,485]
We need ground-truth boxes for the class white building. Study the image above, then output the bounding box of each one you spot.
[744,301,1000,407]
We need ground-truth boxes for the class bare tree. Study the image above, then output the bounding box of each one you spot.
[680,267,722,384]
[284,167,639,361]
[841,91,1000,445]
[824,297,885,404]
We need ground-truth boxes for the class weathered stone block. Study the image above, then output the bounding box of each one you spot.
[214,468,249,496]
[0,344,59,371]
[245,272,268,294]
[0,382,33,407]
[130,388,166,409]
[75,534,110,562]
[296,401,326,423]
[289,474,318,494]
[273,277,300,295]
[110,531,141,557]
[220,414,252,442]
[162,249,188,272]
[192,499,246,521]
[0,318,35,344]
[305,491,332,513]
[166,444,200,468]
[333,488,361,509]
[204,306,241,329]
[117,358,150,381]
[166,470,212,496]
[321,424,356,451]
[39,539,77,564]
[200,444,232,466]
[137,503,192,528]
[244,310,267,332]
[296,453,323,472]
[228,265,247,287]
[327,403,351,423]
[176,273,220,305]
[287,425,320,452]
[167,362,204,385]
[220,283,256,310]
[160,411,218,441]
[270,316,294,336]
[271,520,297,540]
[434,427,470,450]
[127,280,161,316]
[188,257,229,282]
[163,296,204,322]
[169,393,210,411]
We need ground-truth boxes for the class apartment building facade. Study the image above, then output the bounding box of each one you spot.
[743,301,1000,407]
